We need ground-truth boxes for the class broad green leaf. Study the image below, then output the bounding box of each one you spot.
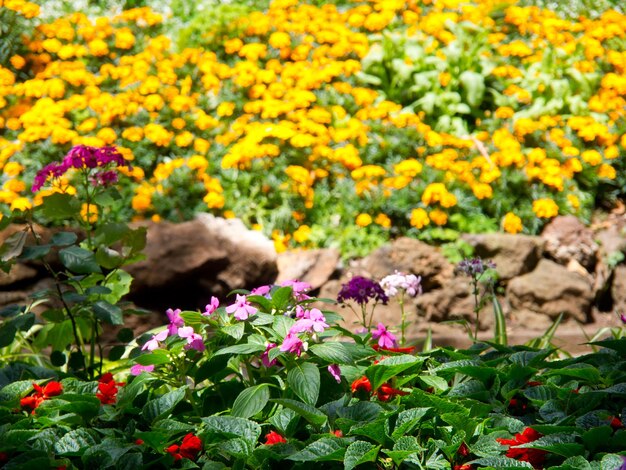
[59,246,101,274]
[287,437,347,462]
[268,408,299,437]
[201,415,261,450]
[460,70,485,107]
[213,343,266,356]
[558,455,593,470]
[344,441,379,470]
[601,454,625,470]
[471,456,533,468]
[231,384,270,418]
[222,322,245,340]
[543,366,601,384]
[18,244,51,260]
[287,362,320,406]
[134,349,171,366]
[418,375,449,392]
[517,434,584,458]
[309,342,374,364]
[336,401,384,423]
[95,246,123,269]
[272,315,295,338]
[272,398,327,427]
[384,436,425,465]
[41,193,80,220]
[349,418,389,445]
[51,231,77,246]
[54,429,98,455]
[392,407,431,439]
[366,355,423,391]
[142,387,186,422]
[2,429,39,447]
[271,286,293,311]
[93,300,123,325]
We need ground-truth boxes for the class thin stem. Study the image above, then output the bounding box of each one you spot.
[472,278,480,341]
[399,293,406,346]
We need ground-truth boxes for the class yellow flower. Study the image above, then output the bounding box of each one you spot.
[4,179,26,193]
[439,72,451,87]
[429,209,448,226]
[502,212,522,234]
[203,191,225,209]
[10,55,26,69]
[581,150,602,166]
[532,198,559,218]
[598,163,616,179]
[217,102,235,117]
[494,106,514,119]
[293,225,311,244]
[410,208,430,229]
[567,194,580,209]
[80,203,98,224]
[10,197,32,212]
[375,213,391,228]
[3,162,24,177]
[269,31,291,49]
[88,39,109,56]
[355,213,372,227]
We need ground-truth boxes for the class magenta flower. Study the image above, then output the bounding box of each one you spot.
[166,308,184,335]
[337,276,388,305]
[251,285,271,296]
[291,307,329,334]
[261,343,278,367]
[141,330,168,351]
[225,294,258,320]
[178,326,205,352]
[203,297,219,316]
[328,364,341,383]
[280,333,304,357]
[372,323,396,349]
[130,364,155,376]
[280,280,312,300]
[620,313,626,324]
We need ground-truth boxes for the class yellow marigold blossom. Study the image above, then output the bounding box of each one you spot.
[471,182,493,199]
[293,225,311,244]
[439,72,451,87]
[203,191,225,209]
[88,39,109,56]
[175,131,194,148]
[194,138,211,154]
[422,183,456,207]
[567,194,580,209]
[272,230,290,253]
[410,208,430,229]
[494,106,514,119]
[532,198,559,218]
[393,159,423,177]
[4,179,26,193]
[187,155,208,172]
[581,149,602,166]
[269,31,291,49]
[132,186,153,212]
[217,102,235,117]
[605,145,619,159]
[3,162,24,177]
[375,213,391,228]
[10,197,32,212]
[96,127,116,145]
[598,163,616,179]
[502,212,522,234]
[10,55,26,69]
[171,118,186,130]
[80,203,98,224]
[356,213,372,227]
[429,209,448,226]
[114,28,135,49]
[122,127,143,142]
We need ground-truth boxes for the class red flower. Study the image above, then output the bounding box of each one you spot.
[351,376,372,395]
[20,381,63,412]
[610,416,624,430]
[376,383,409,402]
[508,397,529,415]
[332,429,343,437]
[96,373,124,405]
[264,430,287,445]
[372,345,416,354]
[453,465,474,470]
[166,433,202,461]
[496,427,548,469]
[457,442,470,457]
[135,439,144,445]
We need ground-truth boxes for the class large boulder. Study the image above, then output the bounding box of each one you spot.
[611,265,626,315]
[125,215,277,310]
[506,259,594,323]
[276,248,340,291]
[541,216,598,271]
[461,233,544,281]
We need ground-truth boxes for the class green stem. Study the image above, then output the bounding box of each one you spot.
[472,279,480,341]
[399,294,406,346]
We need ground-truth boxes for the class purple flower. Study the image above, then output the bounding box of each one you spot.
[619,456,626,470]
[32,161,69,192]
[141,330,168,351]
[337,276,389,305]
[166,308,184,335]
[280,333,304,357]
[457,257,496,277]
[178,326,205,352]
[203,296,219,316]
[290,307,329,334]
[372,323,396,349]
[380,271,422,297]
[261,343,277,367]
[328,364,341,383]
[130,364,155,376]
[620,313,626,324]
[226,294,258,320]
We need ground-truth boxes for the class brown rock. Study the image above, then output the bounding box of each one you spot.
[507,259,593,323]
[462,233,543,281]
[0,263,38,287]
[611,265,626,315]
[276,248,340,290]
[541,216,598,271]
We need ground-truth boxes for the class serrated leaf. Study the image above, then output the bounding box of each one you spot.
[93,300,123,325]
[272,398,327,427]
[142,387,186,422]
[54,429,97,455]
[392,407,430,439]
[222,322,245,340]
[59,246,101,274]
[309,342,373,364]
[344,441,379,470]
[41,193,80,220]
[287,437,347,462]
[471,456,533,468]
[201,415,261,450]
[231,384,270,418]
[287,362,320,406]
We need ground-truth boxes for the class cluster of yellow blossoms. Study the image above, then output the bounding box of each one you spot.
[0,0,624,253]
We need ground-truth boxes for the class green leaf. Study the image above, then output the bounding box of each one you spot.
[287,362,320,406]
[366,355,423,391]
[59,246,101,274]
[349,418,389,445]
[41,193,80,220]
[201,415,261,451]
[18,244,51,260]
[117,328,134,343]
[392,407,431,439]
[287,437,347,462]
[471,456,533,468]
[142,387,186,422]
[51,231,78,246]
[309,342,374,364]
[493,295,508,345]
[418,375,449,392]
[344,441,379,470]
[213,343,266,356]
[134,349,171,366]
[222,322,245,340]
[95,246,124,269]
[272,398,327,427]
[54,429,98,455]
[0,230,27,261]
[231,384,270,418]
[601,454,625,470]
[93,300,123,325]
[460,70,485,107]
[543,366,601,384]
[271,286,293,311]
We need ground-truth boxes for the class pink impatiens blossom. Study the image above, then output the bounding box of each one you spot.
[178,326,206,352]
[130,364,155,376]
[203,297,219,316]
[379,271,422,298]
[141,330,168,351]
[372,323,397,349]
[291,307,329,334]
[280,333,304,357]
[260,343,277,367]
[328,364,341,383]
[251,285,271,296]
[166,308,184,335]
[280,279,312,300]
[225,294,258,320]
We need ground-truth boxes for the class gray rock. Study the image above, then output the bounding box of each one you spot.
[462,233,543,281]
[507,259,593,323]
[542,216,598,271]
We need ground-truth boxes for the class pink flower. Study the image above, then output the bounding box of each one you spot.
[130,364,155,376]
[372,323,396,349]
[225,294,258,320]
[251,285,271,296]
[261,343,277,367]
[166,308,184,335]
[328,364,341,383]
[280,333,304,357]
[203,297,219,316]
[290,307,329,334]
[178,326,205,352]
[142,330,168,351]
[281,279,311,300]
[620,312,626,324]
